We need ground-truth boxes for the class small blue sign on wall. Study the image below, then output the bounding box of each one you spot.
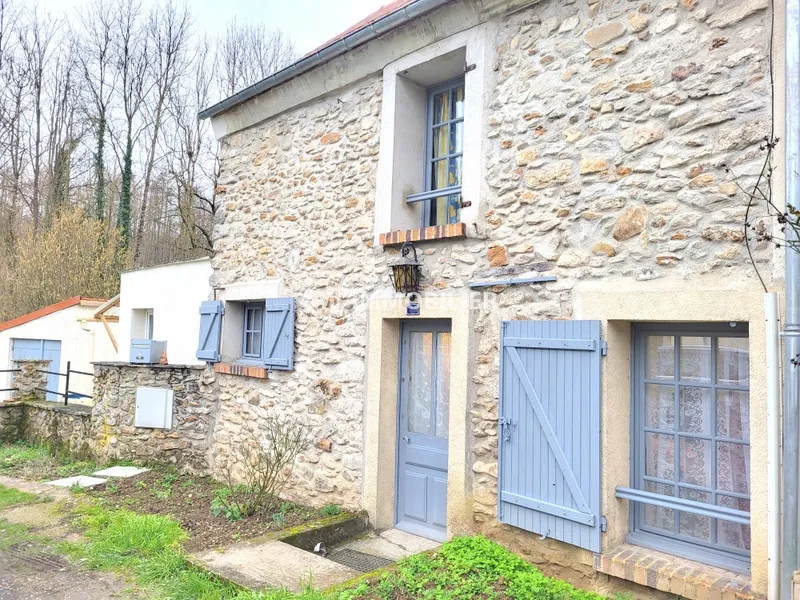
[406,293,420,316]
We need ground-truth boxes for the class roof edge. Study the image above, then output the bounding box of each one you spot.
[198,0,452,121]
[0,296,108,333]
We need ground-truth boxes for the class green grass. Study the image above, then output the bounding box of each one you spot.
[0,483,37,508]
[0,520,40,551]
[59,501,607,600]
[0,442,100,480]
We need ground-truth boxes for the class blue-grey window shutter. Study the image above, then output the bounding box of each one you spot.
[498,320,603,552]
[196,301,224,362]
[262,298,295,370]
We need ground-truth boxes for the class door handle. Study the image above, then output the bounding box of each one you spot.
[402,435,411,443]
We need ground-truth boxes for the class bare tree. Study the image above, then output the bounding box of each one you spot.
[133,0,191,261]
[215,19,295,99]
[18,10,59,231]
[110,0,148,247]
[78,0,116,222]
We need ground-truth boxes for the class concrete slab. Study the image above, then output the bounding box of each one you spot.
[339,528,440,562]
[92,466,149,478]
[194,540,360,593]
[44,476,106,489]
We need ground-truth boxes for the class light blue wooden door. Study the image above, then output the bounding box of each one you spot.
[12,338,61,401]
[396,320,451,541]
[498,320,603,552]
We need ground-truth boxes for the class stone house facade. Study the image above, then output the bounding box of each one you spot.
[199,0,780,598]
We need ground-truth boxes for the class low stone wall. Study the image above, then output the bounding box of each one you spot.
[0,402,25,444]
[92,363,219,473]
[21,401,93,458]
[0,363,219,473]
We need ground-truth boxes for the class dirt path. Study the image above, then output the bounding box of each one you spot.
[0,477,138,600]
[0,552,132,600]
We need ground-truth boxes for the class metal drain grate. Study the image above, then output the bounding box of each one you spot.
[327,548,394,573]
[8,550,69,570]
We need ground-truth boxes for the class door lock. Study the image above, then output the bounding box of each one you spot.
[402,435,411,443]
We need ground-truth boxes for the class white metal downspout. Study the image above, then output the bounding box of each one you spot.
[766,293,782,599]
[784,0,800,597]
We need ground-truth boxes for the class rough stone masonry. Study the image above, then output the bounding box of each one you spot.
[209,0,774,521]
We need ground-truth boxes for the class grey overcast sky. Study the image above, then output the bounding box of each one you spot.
[36,0,389,54]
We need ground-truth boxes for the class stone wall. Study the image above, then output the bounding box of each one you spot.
[210,76,383,509]
[21,402,93,458]
[12,359,49,402]
[0,402,24,444]
[209,0,773,595]
[92,363,219,473]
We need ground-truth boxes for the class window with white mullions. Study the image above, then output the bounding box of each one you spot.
[242,302,264,359]
[425,78,464,227]
[631,323,751,572]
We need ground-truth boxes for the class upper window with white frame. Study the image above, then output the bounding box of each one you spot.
[629,323,750,573]
[374,25,489,242]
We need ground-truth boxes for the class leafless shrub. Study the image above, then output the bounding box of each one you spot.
[212,417,310,520]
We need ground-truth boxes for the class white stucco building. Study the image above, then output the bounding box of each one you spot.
[117,258,212,366]
[0,297,119,402]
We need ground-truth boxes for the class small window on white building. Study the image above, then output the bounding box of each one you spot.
[132,308,155,340]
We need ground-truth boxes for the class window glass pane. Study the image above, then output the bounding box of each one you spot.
[645,432,674,480]
[717,337,749,385]
[678,488,712,541]
[717,390,750,441]
[431,125,448,159]
[644,480,674,532]
[717,442,750,494]
[431,159,448,190]
[245,332,255,356]
[435,333,451,438]
[451,85,464,119]
[678,386,712,435]
[646,335,674,380]
[407,332,433,434]
[433,91,449,124]
[252,332,261,355]
[680,336,712,382]
[645,384,674,430]
[253,308,262,331]
[448,156,462,188]
[679,436,712,487]
[718,496,751,550]
[449,121,464,155]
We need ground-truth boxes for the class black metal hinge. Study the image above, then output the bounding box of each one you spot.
[464,62,476,73]
[600,340,608,356]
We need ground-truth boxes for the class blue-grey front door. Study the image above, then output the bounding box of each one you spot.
[396,320,451,541]
[12,338,61,401]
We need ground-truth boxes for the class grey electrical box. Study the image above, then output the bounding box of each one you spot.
[130,339,167,364]
[134,387,174,429]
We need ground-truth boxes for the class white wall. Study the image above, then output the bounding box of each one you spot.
[0,303,119,402]
[118,258,212,366]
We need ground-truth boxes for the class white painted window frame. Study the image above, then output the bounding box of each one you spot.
[374,24,490,244]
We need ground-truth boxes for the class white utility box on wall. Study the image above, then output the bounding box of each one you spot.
[134,387,174,429]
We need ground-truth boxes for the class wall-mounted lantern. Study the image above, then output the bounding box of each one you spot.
[389,242,422,294]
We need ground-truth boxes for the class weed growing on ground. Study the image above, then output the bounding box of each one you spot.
[320,504,341,517]
[0,483,37,508]
[0,520,43,551]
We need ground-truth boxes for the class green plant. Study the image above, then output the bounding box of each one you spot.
[320,504,341,517]
[272,512,286,527]
[214,419,310,518]
[0,484,37,508]
[135,480,147,490]
[210,487,244,521]
[105,482,120,495]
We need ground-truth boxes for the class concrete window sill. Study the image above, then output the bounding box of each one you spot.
[213,362,269,379]
[379,222,467,246]
[594,544,758,600]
